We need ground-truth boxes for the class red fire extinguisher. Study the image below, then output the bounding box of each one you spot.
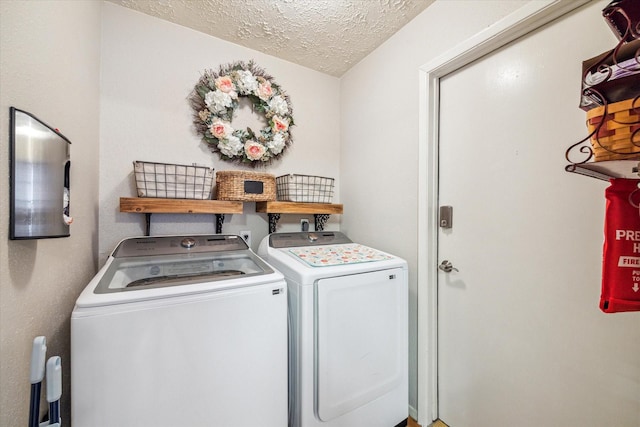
[601,178,640,313]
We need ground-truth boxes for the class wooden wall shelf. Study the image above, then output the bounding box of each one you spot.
[255,201,343,214]
[119,198,344,235]
[255,201,343,233]
[119,197,243,235]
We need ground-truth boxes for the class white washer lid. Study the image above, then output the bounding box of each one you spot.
[94,250,272,294]
[74,235,284,308]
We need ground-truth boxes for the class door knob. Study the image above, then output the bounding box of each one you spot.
[438,260,459,273]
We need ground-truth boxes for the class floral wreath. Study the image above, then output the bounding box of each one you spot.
[190,60,294,166]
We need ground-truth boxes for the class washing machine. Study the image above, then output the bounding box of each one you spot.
[258,231,408,427]
[71,235,287,427]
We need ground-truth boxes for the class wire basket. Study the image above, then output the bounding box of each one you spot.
[276,174,334,203]
[133,161,214,199]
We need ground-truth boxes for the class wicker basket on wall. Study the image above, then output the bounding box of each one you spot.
[216,170,276,202]
[586,98,640,161]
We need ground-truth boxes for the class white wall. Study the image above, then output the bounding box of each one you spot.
[0,1,101,426]
[99,2,341,260]
[340,0,527,416]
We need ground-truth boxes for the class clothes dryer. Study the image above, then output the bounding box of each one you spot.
[259,232,408,427]
[72,235,287,427]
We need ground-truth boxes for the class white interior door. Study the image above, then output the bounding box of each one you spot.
[437,2,640,426]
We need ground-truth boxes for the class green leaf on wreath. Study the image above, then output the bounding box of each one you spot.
[196,84,210,99]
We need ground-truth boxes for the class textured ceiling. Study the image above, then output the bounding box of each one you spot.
[106,0,435,76]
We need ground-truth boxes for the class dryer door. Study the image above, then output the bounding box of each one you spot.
[315,267,406,421]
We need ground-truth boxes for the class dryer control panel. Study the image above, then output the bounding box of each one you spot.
[268,231,352,248]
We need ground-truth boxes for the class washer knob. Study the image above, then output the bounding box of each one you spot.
[180,237,196,249]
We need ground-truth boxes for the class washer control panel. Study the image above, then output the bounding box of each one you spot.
[180,237,196,249]
[112,235,249,257]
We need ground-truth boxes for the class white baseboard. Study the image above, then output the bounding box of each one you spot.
[409,404,418,422]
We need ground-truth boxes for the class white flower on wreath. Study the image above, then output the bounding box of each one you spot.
[205,90,233,113]
[210,119,233,139]
[234,70,259,94]
[218,134,244,157]
[245,140,267,160]
[268,95,288,116]
[267,132,286,155]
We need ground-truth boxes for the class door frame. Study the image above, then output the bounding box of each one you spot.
[416,0,590,424]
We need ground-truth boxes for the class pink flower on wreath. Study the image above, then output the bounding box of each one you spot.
[256,78,273,101]
[271,116,289,133]
[215,76,236,96]
[245,141,266,160]
[210,119,232,139]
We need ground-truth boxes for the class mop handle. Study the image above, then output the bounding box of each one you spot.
[29,337,47,427]
[46,357,62,426]
[29,383,41,427]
